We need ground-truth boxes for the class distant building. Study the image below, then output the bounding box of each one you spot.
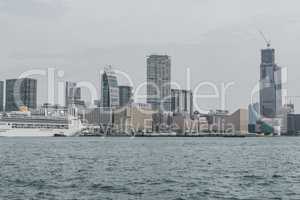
[207,110,229,132]
[206,109,248,134]
[248,103,260,133]
[260,47,282,118]
[113,103,154,134]
[5,78,37,112]
[191,111,209,133]
[257,117,281,135]
[172,113,197,134]
[225,109,249,134]
[279,103,295,135]
[171,89,193,117]
[172,113,209,135]
[119,86,133,107]
[287,114,300,135]
[65,81,83,107]
[101,67,119,108]
[147,55,171,112]
[93,100,101,107]
[283,103,295,114]
[132,103,152,110]
[38,103,68,117]
[84,107,113,126]
[65,82,81,105]
[152,112,173,133]
[0,81,3,112]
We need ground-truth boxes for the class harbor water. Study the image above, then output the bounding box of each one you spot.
[0,137,300,199]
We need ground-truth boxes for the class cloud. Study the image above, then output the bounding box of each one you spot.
[0,0,67,18]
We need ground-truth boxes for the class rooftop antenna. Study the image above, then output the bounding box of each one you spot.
[259,30,271,48]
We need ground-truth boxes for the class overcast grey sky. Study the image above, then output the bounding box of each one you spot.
[1,0,300,112]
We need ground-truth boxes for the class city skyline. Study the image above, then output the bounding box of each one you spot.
[0,48,294,135]
[0,45,292,113]
[2,2,300,200]
[1,0,300,112]
[0,44,293,113]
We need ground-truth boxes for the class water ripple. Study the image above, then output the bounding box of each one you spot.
[0,137,300,199]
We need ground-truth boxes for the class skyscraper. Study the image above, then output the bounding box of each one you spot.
[248,102,260,133]
[65,81,84,107]
[119,86,133,107]
[260,47,282,118]
[5,78,37,112]
[101,66,119,108]
[0,81,3,112]
[171,89,193,117]
[147,55,171,112]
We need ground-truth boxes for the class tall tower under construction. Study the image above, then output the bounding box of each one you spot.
[259,47,282,118]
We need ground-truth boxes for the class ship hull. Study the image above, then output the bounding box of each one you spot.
[0,128,80,137]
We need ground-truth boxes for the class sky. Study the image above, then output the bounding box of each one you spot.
[1,0,300,112]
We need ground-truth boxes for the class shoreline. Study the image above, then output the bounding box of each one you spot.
[78,133,300,138]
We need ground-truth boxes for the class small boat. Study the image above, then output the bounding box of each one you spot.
[53,133,67,137]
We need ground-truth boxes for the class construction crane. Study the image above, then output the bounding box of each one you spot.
[259,30,271,48]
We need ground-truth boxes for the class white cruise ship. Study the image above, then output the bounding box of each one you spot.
[0,106,83,137]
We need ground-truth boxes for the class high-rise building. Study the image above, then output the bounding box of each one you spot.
[248,103,260,133]
[0,81,4,112]
[93,100,101,107]
[101,66,119,108]
[119,86,133,107]
[287,114,300,135]
[65,82,84,107]
[260,47,282,118]
[280,103,295,135]
[5,78,37,112]
[171,89,193,117]
[147,55,171,112]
